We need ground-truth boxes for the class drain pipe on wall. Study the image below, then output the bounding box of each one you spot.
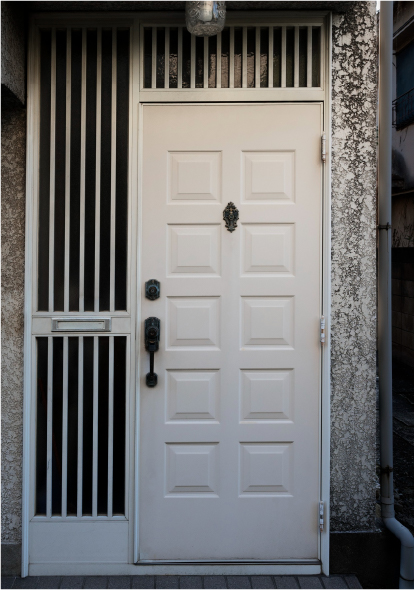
[378,2,414,588]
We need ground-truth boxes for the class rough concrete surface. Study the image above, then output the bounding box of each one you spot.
[1,2,27,105]
[1,105,26,545]
[330,2,378,531]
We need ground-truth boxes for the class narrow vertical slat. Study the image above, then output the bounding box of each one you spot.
[79,29,87,312]
[216,32,221,89]
[203,36,209,88]
[64,31,72,313]
[164,27,170,88]
[107,337,114,517]
[229,27,234,89]
[294,26,299,88]
[242,26,247,88]
[255,27,260,88]
[46,337,53,518]
[268,26,273,88]
[151,28,156,89]
[48,30,57,312]
[77,336,83,517]
[61,336,69,517]
[178,27,183,89]
[320,26,324,88]
[190,34,196,89]
[307,26,312,87]
[110,29,117,312]
[281,26,286,88]
[92,336,99,517]
[94,29,102,312]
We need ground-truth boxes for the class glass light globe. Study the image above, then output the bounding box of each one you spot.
[186,1,226,37]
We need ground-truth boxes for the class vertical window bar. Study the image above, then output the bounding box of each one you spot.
[178,27,183,89]
[203,36,209,88]
[49,30,57,312]
[64,31,72,313]
[61,336,69,517]
[242,26,247,88]
[110,29,117,312]
[229,27,234,88]
[216,32,221,89]
[165,27,170,88]
[268,26,273,88]
[190,34,196,89]
[38,31,52,312]
[281,26,286,88]
[94,30,102,312]
[151,28,156,89]
[307,26,312,87]
[79,30,87,312]
[92,336,99,517]
[255,27,260,88]
[107,336,114,517]
[294,26,299,88]
[320,26,324,88]
[46,337,53,518]
[77,336,84,517]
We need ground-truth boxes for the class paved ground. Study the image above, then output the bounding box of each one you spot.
[1,575,362,590]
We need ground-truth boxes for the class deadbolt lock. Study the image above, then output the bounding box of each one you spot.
[145,279,160,300]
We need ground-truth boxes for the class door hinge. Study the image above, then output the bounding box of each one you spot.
[321,133,326,163]
[319,501,325,532]
[320,316,326,345]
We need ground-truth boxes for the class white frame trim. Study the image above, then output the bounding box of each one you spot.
[22,11,332,577]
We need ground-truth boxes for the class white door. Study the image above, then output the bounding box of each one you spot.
[140,103,322,561]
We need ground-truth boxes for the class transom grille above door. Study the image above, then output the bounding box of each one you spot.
[140,17,325,94]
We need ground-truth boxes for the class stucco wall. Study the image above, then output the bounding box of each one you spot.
[1,104,26,555]
[1,2,27,105]
[330,2,378,531]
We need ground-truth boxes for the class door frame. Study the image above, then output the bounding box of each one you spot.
[22,11,332,576]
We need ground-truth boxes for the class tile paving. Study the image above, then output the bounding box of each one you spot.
[1,575,362,589]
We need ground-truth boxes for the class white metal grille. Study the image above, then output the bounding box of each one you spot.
[141,24,322,90]
[37,27,130,314]
[35,335,128,519]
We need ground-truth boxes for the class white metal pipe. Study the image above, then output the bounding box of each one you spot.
[378,3,414,588]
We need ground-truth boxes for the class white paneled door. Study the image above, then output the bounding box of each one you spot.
[140,104,322,561]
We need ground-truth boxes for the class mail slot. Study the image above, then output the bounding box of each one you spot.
[51,318,112,332]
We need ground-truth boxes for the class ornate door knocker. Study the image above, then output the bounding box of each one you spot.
[223,202,239,232]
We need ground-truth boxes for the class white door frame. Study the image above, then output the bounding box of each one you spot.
[22,11,332,577]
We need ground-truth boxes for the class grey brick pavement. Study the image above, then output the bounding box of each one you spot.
[1,575,362,590]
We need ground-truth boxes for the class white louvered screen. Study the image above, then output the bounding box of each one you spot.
[141,25,322,90]
[33,25,131,523]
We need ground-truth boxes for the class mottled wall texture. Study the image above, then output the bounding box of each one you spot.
[330,2,378,531]
[1,1,27,105]
[1,103,26,566]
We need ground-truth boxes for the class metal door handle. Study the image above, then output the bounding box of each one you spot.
[145,317,160,387]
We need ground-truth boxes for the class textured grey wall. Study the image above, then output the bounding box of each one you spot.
[330,2,378,531]
[1,104,26,550]
[1,2,27,105]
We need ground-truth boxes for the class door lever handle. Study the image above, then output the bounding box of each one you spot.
[145,317,160,387]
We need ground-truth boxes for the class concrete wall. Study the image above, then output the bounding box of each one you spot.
[1,103,26,573]
[330,2,378,531]
[1,2,27,105]
[0,1,379,571]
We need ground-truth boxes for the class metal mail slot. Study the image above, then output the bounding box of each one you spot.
[51,318,112,332]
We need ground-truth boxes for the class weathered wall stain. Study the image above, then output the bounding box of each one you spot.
[330,2,378,531]
[1,105,26,544]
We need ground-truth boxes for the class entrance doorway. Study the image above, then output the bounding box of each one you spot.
[139,103,322,561]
